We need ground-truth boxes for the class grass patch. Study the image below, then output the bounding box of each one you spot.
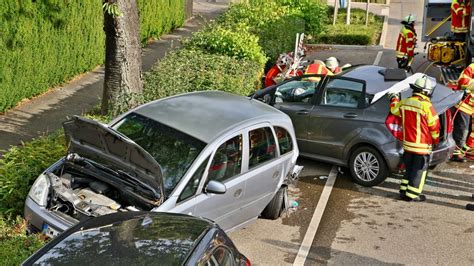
[311,7,383,45]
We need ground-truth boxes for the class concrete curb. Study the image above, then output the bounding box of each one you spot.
[307,44,383,50]
[379,8,390,47]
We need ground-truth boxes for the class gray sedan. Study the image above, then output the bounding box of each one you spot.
[255,65,462,186]
[24,91,301,236]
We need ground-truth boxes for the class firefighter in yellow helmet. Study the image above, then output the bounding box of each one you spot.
[389,76,440,202]
[396,14,417,70]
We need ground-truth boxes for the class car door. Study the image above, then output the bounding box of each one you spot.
[238,124,282,223]
[272,77,321,151]
[305,76,367,162]
[171,133,247,231]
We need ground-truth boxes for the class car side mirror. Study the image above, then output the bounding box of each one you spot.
[205,180,226,194]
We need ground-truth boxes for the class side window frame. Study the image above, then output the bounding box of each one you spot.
[205,132,245,185]
[177,156,211,204]
[246,124,278,170]
[274,126,294,156]
[315,76,367,109]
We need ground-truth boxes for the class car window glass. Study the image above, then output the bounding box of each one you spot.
[204,247,234,266]
[114,113,206,196]
[321,78,364,108]
[275,127,293,155]
[178,157,209,202]
[207,135,242,182]
[249,127,277,168]
[275,80,317,103]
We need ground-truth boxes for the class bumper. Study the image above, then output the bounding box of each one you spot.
[430,135,456,166]
[24,197,77,235]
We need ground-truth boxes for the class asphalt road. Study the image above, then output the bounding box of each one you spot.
[229,48,474,265]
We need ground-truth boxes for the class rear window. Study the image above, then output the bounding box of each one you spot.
[249,127,277,168]
[32,215,209,265]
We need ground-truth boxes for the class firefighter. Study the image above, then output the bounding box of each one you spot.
[396,14,417,70]
[304,59,333,82]
[451,63,474,162]
[389,76,440,202]
[466,119,474,160]
[451,0,471,35]
[324,57,342,74]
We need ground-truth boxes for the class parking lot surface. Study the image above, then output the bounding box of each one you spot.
[230,48,474,265]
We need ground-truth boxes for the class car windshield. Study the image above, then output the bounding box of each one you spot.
[113,113,206,196]
[32,215,209,265]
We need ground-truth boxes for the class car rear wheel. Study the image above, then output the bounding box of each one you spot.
[349,146,388,187]
[262,186,286,220]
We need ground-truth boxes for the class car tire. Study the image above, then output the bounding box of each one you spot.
[349,146,388,187]
[262,186,286,220]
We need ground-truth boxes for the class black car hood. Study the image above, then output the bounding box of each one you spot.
[63,116,164,200]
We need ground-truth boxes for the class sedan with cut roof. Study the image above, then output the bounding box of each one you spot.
[24,91,301,237]
[254,65,463,186]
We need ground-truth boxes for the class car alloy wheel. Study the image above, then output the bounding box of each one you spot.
[349,146,388,187]
[354,151,380,182]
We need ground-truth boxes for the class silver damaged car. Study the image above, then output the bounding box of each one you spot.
[24,91,301,237]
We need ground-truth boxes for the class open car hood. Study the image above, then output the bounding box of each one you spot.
[63,116,164,200]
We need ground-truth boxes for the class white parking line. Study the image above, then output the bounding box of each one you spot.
[373,51,383,65]
[293,166,338,266]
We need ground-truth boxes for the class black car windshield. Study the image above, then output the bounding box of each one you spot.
[113,113,206,196]
[32,215,210,265]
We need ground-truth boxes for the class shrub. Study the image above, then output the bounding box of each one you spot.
[185,24,267,65]
[143,49,263,102]
[0,133,66,216]
[0,0,186,113]
[0,216,45,265]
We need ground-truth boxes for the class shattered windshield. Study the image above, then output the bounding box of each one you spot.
[113,113,206,196]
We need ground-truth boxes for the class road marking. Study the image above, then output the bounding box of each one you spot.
[293,166,338,266]
[373,51,383,65]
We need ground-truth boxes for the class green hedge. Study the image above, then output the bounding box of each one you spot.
[314,7,383,45]
[0,0,186,114]
[0,216,45,265]
[143,49,263,102]
[0,133,66,216]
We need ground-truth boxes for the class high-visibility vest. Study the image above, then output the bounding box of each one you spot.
[304,63,333,82]
[451,0,471,33]
[456,63,474,115]
[396,25,417,58]
[390,93,440,155]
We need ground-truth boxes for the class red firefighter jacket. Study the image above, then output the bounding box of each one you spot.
[304,63,333,82]
[467,118,474,148]
[390,93,440,155]
[456,63,474,115]
[451,0,471,33]
[396,25,417,58]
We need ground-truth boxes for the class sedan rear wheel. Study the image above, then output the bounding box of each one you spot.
[261,186,286,220]
[349,146,388,187]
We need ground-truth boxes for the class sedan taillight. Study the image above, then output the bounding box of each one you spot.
[445,108,453,134]
[385,114,403,141]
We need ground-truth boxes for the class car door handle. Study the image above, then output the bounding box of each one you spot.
[296,110,309,115]
[344,113,358,118]
[234,189,242,198]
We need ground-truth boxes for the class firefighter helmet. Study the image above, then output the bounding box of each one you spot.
[403,14,416,24]
[325,57,339,70]
[410,75,434,96]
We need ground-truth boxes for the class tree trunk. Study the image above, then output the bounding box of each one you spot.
[102,0,143,116]
[333,0,338,26]
[346,0,351,25]
[365,0,370,26]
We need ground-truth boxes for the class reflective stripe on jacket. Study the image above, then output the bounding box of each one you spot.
[304,63,333,81]
[390,93,440,155]
[455,93,474,115]
[451,0,471,33]
[457,63,474,90]
[396,26,416,58]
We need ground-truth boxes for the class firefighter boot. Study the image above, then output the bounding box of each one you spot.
[450,147,467,162]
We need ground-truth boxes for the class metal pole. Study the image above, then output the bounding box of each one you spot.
[365,0,370,26]
[346,0,351,25]
[333,0,338,26]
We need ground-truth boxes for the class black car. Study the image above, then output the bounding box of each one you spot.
[23,212,250,266]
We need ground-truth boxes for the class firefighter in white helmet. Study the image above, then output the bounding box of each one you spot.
[324,57,341,74]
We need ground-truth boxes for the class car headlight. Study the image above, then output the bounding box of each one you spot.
[28,174,50,206]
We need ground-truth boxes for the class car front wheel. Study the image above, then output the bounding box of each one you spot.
[349,146,388,187]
